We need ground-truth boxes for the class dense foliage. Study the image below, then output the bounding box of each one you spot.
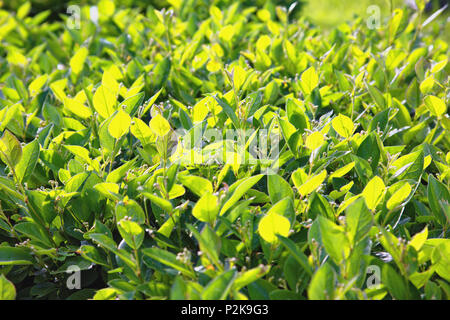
[0,0,449,300]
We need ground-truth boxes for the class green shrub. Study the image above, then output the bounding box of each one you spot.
[0,0,449,300]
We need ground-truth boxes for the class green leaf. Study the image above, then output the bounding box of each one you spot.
[300,66,319,95]
[365,81,386,109]
[431,241,450,282]
[93,85,116,119]
[142,248,195,279]
[149,113,171,137]
[0,274,16,300]
[178,174,213,198]
[25,190,58,226]
[14,222,53,248]
[130,118,154,146]
[308,262,336,300]
[382,264,410,300]
[409,226,428,252]
[70,47,88,75]
[286,98,309,133]
[0,130,22,169]
[268,173,294,203]
[64,145,92,165]
[192,192,219,224]
[201,269,237,300]
[278,117,302,157]
[15,139,39,183]
[98,0,115,17]
[108,109,131,139]
[345,198,372,244]
[305,131,325,150]
[0,247,33,265]
[233,265,270,291]
[277,235,313,276]
[220,174,263,215]
[332,114,354,138]
[258,212,290,243]
[362,176,385,211]
[297,170,327,197]
[317,215,350,264]
[427,175,450,226]
[117,219,144,250]
[424,95,446,118]
[387,182,412,210]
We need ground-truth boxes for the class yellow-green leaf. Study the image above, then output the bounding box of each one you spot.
[332,114,354,138]
[305,131,325,150]
[28,74,48,97]
[258,212,290,243]
[362,176,385,210]
[300,66,319,95]
[70,47,88,75]
[150,113,170,137]
[297,170,327,197]
[387,183,412,210]
[108,109,131,139]
[0,274,16,300]
[192,192,219,224]
[130,118,154,146]
[219,25,235,42]
[424,95,446,117]
[409,226,428,251]
[0,130,22,168]
[93,85,116,119]
[64,97,92,119]
[98,0,115,17]
[328,162,355,181]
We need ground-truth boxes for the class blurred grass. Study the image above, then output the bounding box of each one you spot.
[303,0,400,27]
[302,0,448,27]
[301,0,449,44]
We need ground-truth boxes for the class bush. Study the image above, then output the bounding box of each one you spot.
[0,0,448,300]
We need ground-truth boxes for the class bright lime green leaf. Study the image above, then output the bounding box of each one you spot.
[291,168,308,190]
[305,131,325,150]
[64,145,91,165]
[64,97,93,119]
[297,170,327,197]
[387,182,412,210]
[93,85,116,119]
[178,175,213,198]
[419,76,434,94]
[431,58,447,73]
[409,226,428,252]
[362,176,385,211]
[192,192,219,224]
[424,95,446,117]
[328,162,355,181]
[150,113,171,137]
[300,66,319,95]
[0,130,22,169]
[219,25,235,42]
[108,109,131,139]
[130,118,154,146]
[70,47,88,75]
[49,79,68,102]
[28,74,48,97]
[99,0,115,17]
[332,114,354,138]
[258,212,290,243]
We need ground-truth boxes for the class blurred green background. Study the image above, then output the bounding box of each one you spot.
[0,0,448,27]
